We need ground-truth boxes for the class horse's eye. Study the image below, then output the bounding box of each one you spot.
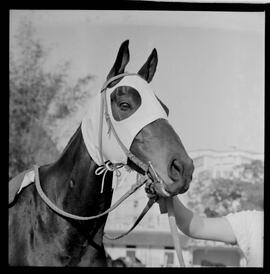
[119,102,131,111]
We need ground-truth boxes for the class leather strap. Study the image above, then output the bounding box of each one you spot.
[166,198,186,267]
[32,72,185,267]
[34,165,147,221]
[104,197,156,240]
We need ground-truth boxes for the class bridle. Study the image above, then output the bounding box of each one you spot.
[98,73,169,191]
[34,72,185,266]
[34,73,166,221]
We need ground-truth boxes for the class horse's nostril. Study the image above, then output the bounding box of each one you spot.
[169,159,183,182]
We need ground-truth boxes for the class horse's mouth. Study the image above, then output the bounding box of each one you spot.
[177,183,190,194]
[145,167,191,198]
[153,182,171,198]
[144,178,171,198]
[151,178,190,197]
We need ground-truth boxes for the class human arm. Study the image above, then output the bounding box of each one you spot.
[172,196,237,244]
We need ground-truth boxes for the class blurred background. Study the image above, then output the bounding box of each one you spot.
[9,10,264,267]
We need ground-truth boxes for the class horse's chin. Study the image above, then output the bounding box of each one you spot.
[178,184,190,194]
[152,182,171,198]
[154,184,188,198]
[153,173,190,197]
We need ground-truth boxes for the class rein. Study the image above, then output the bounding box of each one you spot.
[34,164,149,221]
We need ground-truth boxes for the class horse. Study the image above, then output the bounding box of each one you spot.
[9,40,194,266]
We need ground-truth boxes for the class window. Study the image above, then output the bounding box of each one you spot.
[126,245,136,260]
[126,250,136,260]
[164,251,174,267]
[193,248,241,267]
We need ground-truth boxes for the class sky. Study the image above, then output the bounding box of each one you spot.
[10,10,265,154]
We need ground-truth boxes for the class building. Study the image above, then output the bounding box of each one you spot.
[189,149,264,182]
[104,149,264,267]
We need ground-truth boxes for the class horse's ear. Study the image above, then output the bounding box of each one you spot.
[138,48,158,83]
[156,96,169,116]
[107,40,130,88]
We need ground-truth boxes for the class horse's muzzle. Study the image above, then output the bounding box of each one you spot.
[178,183,190,194]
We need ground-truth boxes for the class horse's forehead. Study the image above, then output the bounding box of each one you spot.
[106,75,149,96]
[104,75,168,155]
[112,86,140,98]
[110,83,169,115]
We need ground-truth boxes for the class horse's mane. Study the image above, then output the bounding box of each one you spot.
[59,124,82,157]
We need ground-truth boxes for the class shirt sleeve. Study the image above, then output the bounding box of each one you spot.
[225,210,263,267]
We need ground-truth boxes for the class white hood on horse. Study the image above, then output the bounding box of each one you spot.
[81,74,168,166]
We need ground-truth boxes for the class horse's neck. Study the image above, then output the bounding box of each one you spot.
[34,126,113,266]
[40,125,113,217]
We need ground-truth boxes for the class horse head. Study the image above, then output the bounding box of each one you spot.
[104,40,194,197]
[9,39,194,266]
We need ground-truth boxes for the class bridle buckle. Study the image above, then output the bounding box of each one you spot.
[146,161,160,183]
[144,161,162,198]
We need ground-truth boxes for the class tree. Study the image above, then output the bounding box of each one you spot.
[235,159,264,184]
[187,160,264,217]
[9,20,93,179]
[235,160,264,210]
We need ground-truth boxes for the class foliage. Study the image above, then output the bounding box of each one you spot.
[187,160,264,217]
[10,21,62,178]
[235,159,264,184]
[9,20,93,179]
